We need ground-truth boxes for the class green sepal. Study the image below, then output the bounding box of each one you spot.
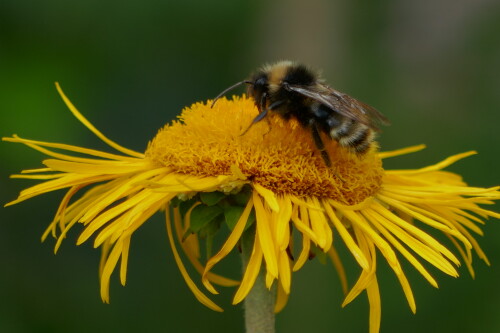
[224,206,245,230]
[200,191,226,206]
[231,189,252,206]
[189,204,224,233]
[199,214,224,259]
[206,234,214,260]
[223,206,256,231]
[178,198,197,218]
[170,196,181,208]
[245,211,256,231]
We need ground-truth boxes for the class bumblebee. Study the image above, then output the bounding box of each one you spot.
[212,60,389,167]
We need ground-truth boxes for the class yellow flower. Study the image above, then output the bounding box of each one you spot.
[4,83,499,333]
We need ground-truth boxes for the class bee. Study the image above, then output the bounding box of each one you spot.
[211,60,389,167]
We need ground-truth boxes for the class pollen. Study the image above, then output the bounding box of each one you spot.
[146,96,384,205]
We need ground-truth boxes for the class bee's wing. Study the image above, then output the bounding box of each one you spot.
[287,84,390,130]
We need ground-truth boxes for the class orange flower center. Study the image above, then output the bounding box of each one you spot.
[146,96,384,205]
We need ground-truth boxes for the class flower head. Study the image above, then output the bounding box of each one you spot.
[4,84,499,333]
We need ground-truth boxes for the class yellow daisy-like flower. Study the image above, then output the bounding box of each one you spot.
[4,84,499,333]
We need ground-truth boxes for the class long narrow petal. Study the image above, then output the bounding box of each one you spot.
[254,183,280,212]
[3,136,143,162]
[323,202,370,270]
[165,209,223,312]
[367,277,381,333]
[55,83,144,158]
[274,280,289,313]
[278,251,291,294]
[343,229,376,306]
[202,198,253,293]
[276,196,293,251]
[378,144,426,159]
[292,231,311,272]
[233,233,263,305]
[173,207,239,288]
[120,236,131,286]
[100,241,123,303]
[343,210,400,275]
[307,197,331,250]
[366,211,438,287]
[385,151,477,175]
[253,191,279,279]
[327,247,348,295]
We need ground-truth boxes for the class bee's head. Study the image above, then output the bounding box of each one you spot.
[247,72,268,111]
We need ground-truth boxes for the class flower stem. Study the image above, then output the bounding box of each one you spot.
[241,228,276,333]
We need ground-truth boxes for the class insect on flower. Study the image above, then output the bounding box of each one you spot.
[212,60,390,166]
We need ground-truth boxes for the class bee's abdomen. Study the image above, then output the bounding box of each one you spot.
[329,117,374,154]
[310,102,375,154]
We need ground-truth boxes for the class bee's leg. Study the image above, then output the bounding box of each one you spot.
[268,100,284,110]
[240,107,269,136]
[260,100,285,136]
[241,96,286,136]
[310,122,332,167]
[241,93,272,136]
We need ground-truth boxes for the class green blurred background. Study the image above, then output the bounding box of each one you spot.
[1,1,499,332]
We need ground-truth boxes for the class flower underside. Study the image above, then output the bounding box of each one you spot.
[4,85,499,333]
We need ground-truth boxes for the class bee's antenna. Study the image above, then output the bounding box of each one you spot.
[211,80,253,108]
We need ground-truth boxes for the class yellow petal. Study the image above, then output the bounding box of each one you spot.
[274,281,289,313]
[342,230,376,306]
[323,202,369,270]
[307,197,331,250]
[99,241,123,303]
[202,198,253,293]
[254,183,280,212]
[378,144,426,159]
[291,211,318,246]
[173,207,239,289]
[55,82,144,158]
[292,231,311,272]
[367,277,381,333]
[253,191,279,279]
[367,212,438,287]
[327,247,348,295]
[276,196,293,251]
[278,251,291,294]
[386,151,477,175]
[120,236,131,286]
[165,208,223,312]
[233,233,263,305]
